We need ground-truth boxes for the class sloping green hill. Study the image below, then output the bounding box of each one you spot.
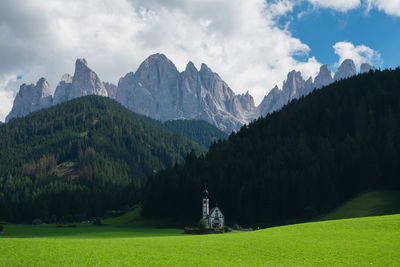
[0,96,204,223]
[319,191,400,221]
[1,214,400,265]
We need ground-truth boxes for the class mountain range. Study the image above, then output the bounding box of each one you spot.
[6,54,375,132]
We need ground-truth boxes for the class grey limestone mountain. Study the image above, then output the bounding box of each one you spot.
[53,74,73,105]
[258,70,311,117]
[334,59,357,81]
[53,59,108,105]
[104,82,118,100]
[258,86,280,116]
[258,59,372,117]
[314,64,333,89]
[6,78,53,122]
[360,63,376,74]
[116,54,256,132]
[5,54,374,131]
[68,58,108,100]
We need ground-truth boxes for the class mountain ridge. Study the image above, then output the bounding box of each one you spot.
[6,54,376,131]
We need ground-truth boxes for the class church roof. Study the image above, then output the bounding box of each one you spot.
[210,206,224,217]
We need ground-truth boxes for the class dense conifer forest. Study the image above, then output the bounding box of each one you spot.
[162,119,227,148]
[142,68,400,225]
[0,96,205,222]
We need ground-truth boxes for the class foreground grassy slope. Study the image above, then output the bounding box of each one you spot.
[1,214,400,266]
[320,191,400,221]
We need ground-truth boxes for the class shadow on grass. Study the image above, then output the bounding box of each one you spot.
[0,224,184,239]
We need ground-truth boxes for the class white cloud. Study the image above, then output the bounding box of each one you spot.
[0,74,18,121]
[0,0,324,121]
[333,41,382,70]
[366,0,400,16]
[305,0,361,12]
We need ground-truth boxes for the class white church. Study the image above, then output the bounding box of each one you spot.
[202,188,225,229]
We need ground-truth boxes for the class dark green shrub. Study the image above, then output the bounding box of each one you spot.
[223,225,232,232]
[198,219,207,232]
[233,224,241,230]
[0,224,3,232]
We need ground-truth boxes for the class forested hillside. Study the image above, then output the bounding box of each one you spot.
[142,68,400,225]
[162,119,227,148]
[0,96,204,222]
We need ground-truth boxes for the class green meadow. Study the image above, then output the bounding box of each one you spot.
[1,214,400,266]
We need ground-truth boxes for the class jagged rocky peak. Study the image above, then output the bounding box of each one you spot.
[37,77,51,91]
[116,72,135,108]
[130,53,181,120]
[60,73,73,83]
[314,64,333,89]
[6,77,53,122]
[53,73,73,105]
[334,59,356,81]
[237,91,255,110]
[136,53,179,83]
[360,63,376,74]
[282,70,305,100]
[69,58,108,100]
[199,63,218,86]
[115,54,251,132]
[258,85,281,117]
[199,63,235,101]
[103,82,118,100]
[184,61,198,74]
[75,58,88,69]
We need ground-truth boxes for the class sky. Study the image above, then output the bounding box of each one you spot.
[0,0,399,122]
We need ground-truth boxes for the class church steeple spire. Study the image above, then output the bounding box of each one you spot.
[202,186,209,219]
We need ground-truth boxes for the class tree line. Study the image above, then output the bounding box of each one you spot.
[142,68,400,226]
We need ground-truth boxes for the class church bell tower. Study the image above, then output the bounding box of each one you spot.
[202,187,209,219]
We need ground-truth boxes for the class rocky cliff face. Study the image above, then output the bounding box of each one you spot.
[104,82,118,100]
[116,54,255,132]
[53,59,108,105]
[258,86,280,116]
[6,78,53,122]
[53,74,73,105]
[360,63,376,74]
[68,58,108,100]
[334,59,357,81]
[314,64,333,89]
[258,71,309,117]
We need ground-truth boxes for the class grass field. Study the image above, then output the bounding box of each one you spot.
[319,190,400,221]
[1,214,400,266]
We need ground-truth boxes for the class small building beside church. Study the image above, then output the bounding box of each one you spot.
[202,188,224,229]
